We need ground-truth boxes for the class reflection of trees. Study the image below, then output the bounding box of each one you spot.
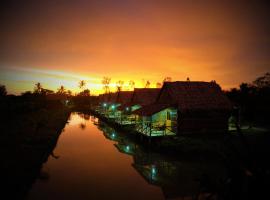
[77,113,90,130]
[79,123,86,130]
[78,113,90,121]
[50,151,60,159]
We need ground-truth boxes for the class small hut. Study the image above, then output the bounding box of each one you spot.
[118,88,161,125]
[114,91,133,124]
[97,93,111,115]
[134,81,232,136]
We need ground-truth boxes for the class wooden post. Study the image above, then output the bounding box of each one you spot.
[120,112,122,124]
[150,116,152,137]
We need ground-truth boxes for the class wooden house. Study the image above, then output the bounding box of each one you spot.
[105,92,119,118]
[113,91,133,124]
[97,93,111,115]
[134,81,232,136]
[118,88,161,124]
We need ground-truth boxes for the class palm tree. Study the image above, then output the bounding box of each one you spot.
[34,82,42,94]
[145,80,151,88]
[79,80,86,90]
[129,80,135,90]
[102,77,111,93]
[57,85,66,95]
[116,80,124,92]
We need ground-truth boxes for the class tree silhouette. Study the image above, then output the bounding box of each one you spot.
[102,77,111,93]
[156,82,162,88]
[34,82,43,94]
[57,85,66,95]
[253,72,270,88]
[41,88,54,95]
[67,90,72,96]
[129,80,135,90]
[116,80,124,92]
[78,89,90,96]
[163,77,172,83]
[79,80,86,91]
[0,84,7,96]
[145,80,151,88]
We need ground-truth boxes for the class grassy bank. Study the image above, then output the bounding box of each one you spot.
[0,97,71,199]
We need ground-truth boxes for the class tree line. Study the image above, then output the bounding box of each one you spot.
[0,76,174,97]
[225,72,270,125]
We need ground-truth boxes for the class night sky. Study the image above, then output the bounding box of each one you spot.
[0,0,270,94]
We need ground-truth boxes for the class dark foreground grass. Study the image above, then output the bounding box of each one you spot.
[0,99,71,199]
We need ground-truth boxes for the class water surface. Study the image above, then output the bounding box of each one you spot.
[28,113,164,200]
[28,112,226,200]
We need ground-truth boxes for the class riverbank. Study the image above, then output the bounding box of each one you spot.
[0,98,71,199]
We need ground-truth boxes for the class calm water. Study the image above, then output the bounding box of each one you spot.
[28,112,226,200]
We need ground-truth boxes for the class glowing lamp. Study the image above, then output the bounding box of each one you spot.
[151,166,157,174]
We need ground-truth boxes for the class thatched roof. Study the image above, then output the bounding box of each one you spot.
[133,103,172,116]
[132,88,161,105]
[159,81,232,112]
[98,93,111,103]
[108,92,118,103]
[118,88,160,110]
[116,91,133,104]
[134,81,232,116]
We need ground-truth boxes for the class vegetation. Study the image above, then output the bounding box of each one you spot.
[102,76,111,93]
[0,91,70,199]
[226,72,270,127]
[129,80,135,90]
[78,80,86,91]
[116,80,124,92]
[0,84,7,96]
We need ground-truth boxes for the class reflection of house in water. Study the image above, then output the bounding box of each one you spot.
[114,142,138,155]
[97,122,226,199]
[132,151,227,199]
[96,122,124,142]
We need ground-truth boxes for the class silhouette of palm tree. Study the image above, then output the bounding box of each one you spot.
[34,82,43,94]
[57,85,66,94]
[79,80,86,91]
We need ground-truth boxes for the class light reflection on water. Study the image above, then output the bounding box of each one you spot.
[28,113,164,200]
[28,112,226,200]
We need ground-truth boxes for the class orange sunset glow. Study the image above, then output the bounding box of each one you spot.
[0,1,269,94]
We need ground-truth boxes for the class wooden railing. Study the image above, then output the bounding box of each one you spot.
[135,121,176,137]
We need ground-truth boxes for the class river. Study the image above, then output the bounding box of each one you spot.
[28,112,226,200]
